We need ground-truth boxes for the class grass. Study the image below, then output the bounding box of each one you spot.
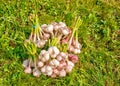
[0,0,120,86]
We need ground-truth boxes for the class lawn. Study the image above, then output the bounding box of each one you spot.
[0,0,120,86]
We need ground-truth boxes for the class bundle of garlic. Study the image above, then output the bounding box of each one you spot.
[23,47,78,78]
[23,16,82,78]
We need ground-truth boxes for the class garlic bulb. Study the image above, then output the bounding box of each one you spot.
[38,61,44,67]
[24,67,32,74]
[22,59,29,68]
[39,50,50,62]
[33,68,41,77]
[56,55,63,61]
[47,25,53,32]
[51,73,57,78]
[52,59,60,67]
[68,54,78,63]
[48,46,60,58]
[66,66,73,73]
[41,66,46,73]
[46,71,53,76]
[59,22,66,28]
[67,61,74,67]
[74,49,81,54]
[46,66,52,72]
[62,29,69,35]
[59,69,66,77]
[53,69,59,75]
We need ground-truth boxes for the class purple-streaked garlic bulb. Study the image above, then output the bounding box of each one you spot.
[68,54,78,63]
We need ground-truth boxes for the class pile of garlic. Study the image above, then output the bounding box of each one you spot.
[23,46,78,78]
[23,22,82,78]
